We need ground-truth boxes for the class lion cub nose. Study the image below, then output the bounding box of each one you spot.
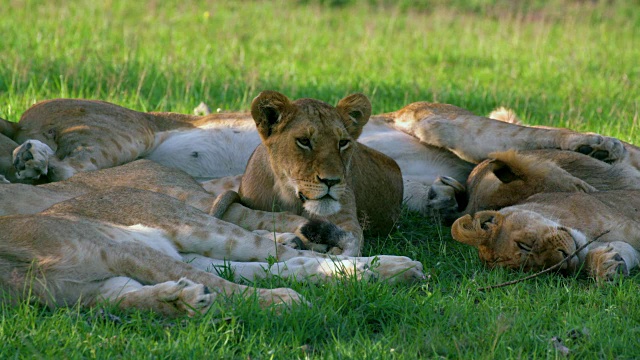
[317,176,341,188]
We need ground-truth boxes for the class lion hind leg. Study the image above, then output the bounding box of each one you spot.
[268,255,425,284]
[12,140,55,180]
[11,139,100,181]
[404,176,465,224]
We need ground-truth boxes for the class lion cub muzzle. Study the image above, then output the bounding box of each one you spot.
[295,176,345,216]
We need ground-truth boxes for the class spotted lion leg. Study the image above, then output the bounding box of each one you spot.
[182,254,425,285]
[393,108,627,165]
[101,243,307,308]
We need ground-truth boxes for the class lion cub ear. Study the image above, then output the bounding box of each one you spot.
[251,90,294,139]
[451,211,503,247]
[336,93,371,139]
[490,160,523,184]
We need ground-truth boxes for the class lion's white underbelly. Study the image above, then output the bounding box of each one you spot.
[147,126,261,180]
[359,120,468,184]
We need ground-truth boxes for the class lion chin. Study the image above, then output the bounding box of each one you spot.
[303,198,342,216]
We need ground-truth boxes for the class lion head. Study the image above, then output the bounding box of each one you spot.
[451,210,588,274]
[246,90,371,217]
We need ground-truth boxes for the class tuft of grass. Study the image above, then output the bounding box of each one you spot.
[2,0,640,358]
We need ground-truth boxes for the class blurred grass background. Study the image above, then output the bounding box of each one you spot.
[1,0,640,358]
[1,0,638,139]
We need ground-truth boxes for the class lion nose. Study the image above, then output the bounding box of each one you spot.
[318,176,340,188]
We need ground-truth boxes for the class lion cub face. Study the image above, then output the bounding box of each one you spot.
[451,210,587,274]
[251,91,371,216]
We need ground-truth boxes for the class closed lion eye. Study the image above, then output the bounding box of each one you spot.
[516,241,532,253]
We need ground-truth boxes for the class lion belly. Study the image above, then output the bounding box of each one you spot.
[147,127,261,180]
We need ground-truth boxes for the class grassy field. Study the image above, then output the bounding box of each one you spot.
[2,0,640,358]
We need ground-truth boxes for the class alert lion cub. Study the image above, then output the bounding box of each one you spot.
[452,191,640,281]
[239,91,403,256]
[0,160,425,316]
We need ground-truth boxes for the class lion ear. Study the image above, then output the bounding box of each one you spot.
[491,160,523,184]
[251,90,293,139]
[336,93,371,139]
[451,211,503,247]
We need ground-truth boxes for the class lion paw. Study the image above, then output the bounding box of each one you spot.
[421,176,465,223]
[586,246,629,281]
[157,278,213,316]
[566,134,626,164]
[362,256,426,284]
[12,140,54,180]
[257,287,308,308]
[0,175,9,184]
[297,218,349,253]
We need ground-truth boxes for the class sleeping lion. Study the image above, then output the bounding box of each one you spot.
[452,190,640,281]
[451,149,640,281]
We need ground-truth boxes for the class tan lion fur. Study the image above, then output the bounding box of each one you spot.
[2,94,639,300]
[3,97,636,223]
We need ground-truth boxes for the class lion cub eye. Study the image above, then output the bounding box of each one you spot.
[339,139,350,150]
[296,138,312,150]
[515,241,532,253]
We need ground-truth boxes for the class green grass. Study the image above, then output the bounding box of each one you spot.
[2,0,640,358]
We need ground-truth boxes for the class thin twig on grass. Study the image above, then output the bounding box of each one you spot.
[477,230,610,292]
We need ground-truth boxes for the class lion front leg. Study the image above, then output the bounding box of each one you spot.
[585,242,640,282]
[215,199,346,253]
[182,253,425,284]
[395,109,627,165]
[324,190,364,256]
[94,276,213,317]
